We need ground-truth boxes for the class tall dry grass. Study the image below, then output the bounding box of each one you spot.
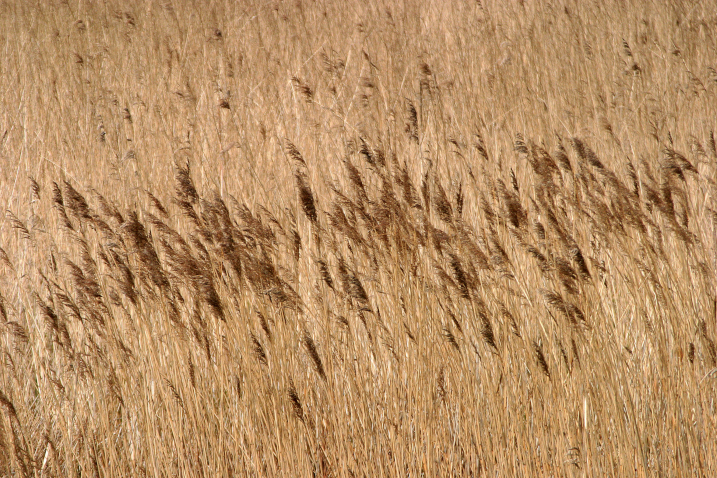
[1,0,716,476]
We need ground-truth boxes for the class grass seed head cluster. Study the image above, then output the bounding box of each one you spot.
[1,0,716,476]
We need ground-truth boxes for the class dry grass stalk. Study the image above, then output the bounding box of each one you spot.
[303,331,327,381]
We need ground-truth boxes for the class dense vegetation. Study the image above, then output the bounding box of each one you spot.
[1,1,716,476]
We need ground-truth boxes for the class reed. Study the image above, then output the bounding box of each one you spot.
[0,0,715,476]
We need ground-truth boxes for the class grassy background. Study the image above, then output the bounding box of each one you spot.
[1,0,716,476]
